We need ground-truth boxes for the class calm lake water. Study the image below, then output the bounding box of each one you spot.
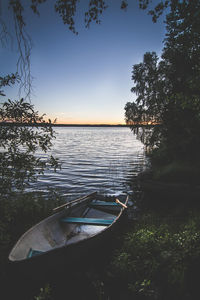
[34,127,146,199]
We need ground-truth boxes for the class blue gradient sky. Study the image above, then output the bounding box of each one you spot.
[1,1,166,124]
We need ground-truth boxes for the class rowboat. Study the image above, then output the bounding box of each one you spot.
[8,192,128,269]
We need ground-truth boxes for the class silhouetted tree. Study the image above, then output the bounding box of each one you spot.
[125,0,200,165]
[0,98,59,195]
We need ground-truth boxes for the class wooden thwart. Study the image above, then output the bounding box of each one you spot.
[60,217,115,226]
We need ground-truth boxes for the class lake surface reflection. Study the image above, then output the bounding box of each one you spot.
[34,127,146,199]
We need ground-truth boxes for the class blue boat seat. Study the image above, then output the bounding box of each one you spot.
[27,248,43,258]
[89,200,121,207]
[60,217,115,226]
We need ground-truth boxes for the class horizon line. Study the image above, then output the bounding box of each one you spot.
[52,123,128,127]
[0,122,128,127]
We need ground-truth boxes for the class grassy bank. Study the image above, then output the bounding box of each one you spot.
[103,213,200,299]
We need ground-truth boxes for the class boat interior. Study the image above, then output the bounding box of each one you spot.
[9,196,124,261]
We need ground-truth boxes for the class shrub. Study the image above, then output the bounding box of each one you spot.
[106,215,200,299]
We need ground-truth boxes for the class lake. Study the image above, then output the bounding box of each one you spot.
[33,126,146,199]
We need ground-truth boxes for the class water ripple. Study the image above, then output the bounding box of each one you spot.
[31,127,146,198]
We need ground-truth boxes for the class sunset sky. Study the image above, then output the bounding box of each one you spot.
[1,0,166,124]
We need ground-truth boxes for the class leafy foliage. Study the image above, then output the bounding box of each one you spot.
[125,0,200,166]
[106,215,200,299]
[34,284,53,300]
[0,74,19,96]
[0,98,59,194]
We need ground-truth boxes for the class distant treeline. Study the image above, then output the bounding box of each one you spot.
[0,122,156,128]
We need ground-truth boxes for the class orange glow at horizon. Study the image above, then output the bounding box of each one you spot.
[46,115,126,125]
[55,121,126,125]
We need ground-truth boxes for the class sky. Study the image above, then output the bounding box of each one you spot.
[1,0,166,124]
